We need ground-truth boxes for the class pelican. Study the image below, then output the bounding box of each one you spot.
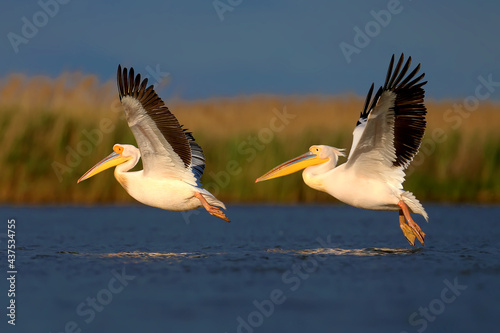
[256,54,428,246]
[77,65,230,222]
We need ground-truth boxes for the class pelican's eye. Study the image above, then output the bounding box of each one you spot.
[113,146,124,154]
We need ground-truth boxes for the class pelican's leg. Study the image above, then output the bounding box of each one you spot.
[194,192,231,223]
[399,209,416,246]
[398,201,425,246]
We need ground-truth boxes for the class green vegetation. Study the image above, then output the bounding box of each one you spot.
[1,73,499,204]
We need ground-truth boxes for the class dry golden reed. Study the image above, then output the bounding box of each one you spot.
[1,72,499,204]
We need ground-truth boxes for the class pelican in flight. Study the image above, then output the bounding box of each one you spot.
[256,54,427,246]
[78,65,230,222]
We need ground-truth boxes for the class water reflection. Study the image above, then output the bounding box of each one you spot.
[75,251,226,263]
[59,247,422,264]
[267,247,423,256]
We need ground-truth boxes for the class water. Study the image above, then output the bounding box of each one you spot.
[1,204,499,333]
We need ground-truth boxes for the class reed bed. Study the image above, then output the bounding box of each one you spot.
[1,73,499,204]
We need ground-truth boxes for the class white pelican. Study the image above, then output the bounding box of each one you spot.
[78,65,230,222]
[256,54,427,246]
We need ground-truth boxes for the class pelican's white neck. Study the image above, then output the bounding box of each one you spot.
[302,147,345,192]
[302,158,338,193]
[113,147,140,190]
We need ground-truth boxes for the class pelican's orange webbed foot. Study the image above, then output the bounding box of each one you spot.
[398,201,425,246]
[399,210,416,246]
[194,192,231,223]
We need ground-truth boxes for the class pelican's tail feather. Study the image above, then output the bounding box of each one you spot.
[199,189,227,210]
[401,191,428,222]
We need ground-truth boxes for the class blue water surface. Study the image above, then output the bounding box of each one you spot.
[0,204,499,333]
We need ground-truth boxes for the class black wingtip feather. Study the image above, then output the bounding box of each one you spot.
[398,63,420,88]
[392,56,411,88]
[383,54,395,88]
[360,83,375,119]
[386,54,405,89]
[117,65,124,99]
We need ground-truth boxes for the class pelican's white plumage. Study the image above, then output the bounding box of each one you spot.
[256,54,428,246]
[78,66,229,222]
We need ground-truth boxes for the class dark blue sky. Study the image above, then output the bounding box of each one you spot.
[1,0,499,100]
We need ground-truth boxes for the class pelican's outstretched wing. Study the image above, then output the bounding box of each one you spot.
[346,54,427,176]
[117,65,205,184]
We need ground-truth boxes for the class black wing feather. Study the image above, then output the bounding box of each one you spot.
[357,83,374,126]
